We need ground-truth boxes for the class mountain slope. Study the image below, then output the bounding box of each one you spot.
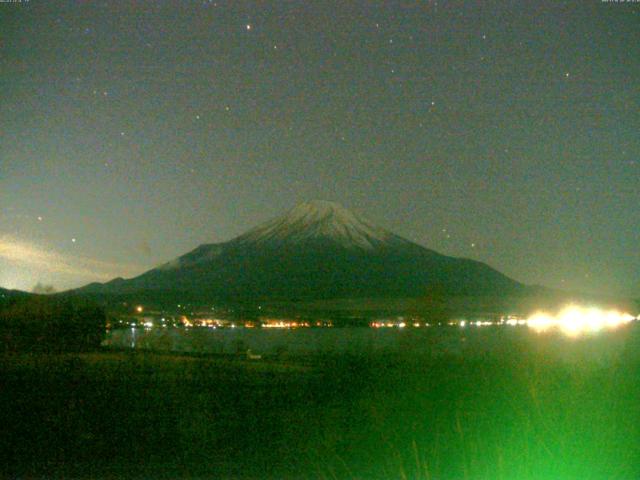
[77,201,524,301]
[0,287,31,303]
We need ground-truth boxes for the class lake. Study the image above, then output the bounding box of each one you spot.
[103,323,640,365]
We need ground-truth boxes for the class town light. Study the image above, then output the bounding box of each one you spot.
[527,305,635,337]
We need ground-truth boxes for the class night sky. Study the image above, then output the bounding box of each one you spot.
[1,0,638,296]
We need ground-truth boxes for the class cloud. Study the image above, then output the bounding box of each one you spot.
[137,239,152,257]
[0,235,144,283]
[32,282,57,294]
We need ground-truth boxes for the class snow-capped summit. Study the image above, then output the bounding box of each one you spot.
[236,200,394,249]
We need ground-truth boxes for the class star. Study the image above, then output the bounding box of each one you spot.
[71,238,77,243]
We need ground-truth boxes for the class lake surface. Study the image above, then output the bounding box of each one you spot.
[103,323,640,365]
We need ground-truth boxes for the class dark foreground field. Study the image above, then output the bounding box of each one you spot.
[2,332,640,479]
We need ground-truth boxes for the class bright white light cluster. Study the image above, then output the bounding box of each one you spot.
[526,305,636,337]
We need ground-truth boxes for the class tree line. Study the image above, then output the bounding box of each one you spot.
[0,295,106,352]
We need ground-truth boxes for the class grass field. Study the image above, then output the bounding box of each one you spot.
[1,329,640,479]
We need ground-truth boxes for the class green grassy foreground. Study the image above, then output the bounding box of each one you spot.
[1,333,639,479]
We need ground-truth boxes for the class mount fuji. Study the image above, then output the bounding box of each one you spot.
[76,201,524,302]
